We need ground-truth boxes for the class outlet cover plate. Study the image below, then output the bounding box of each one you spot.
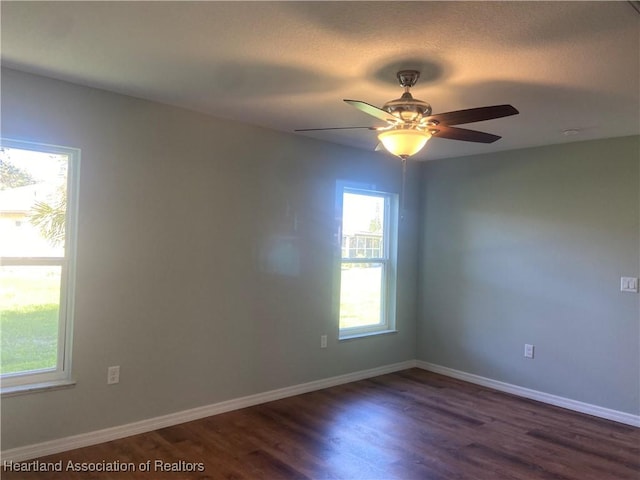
[621,277,639,293]
[107,366,120,384]
[524,344,534,359]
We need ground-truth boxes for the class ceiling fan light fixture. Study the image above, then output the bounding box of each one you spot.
[378,129,431,158]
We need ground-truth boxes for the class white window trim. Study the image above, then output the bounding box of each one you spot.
[336,182,399,340]
[0,139,80,395]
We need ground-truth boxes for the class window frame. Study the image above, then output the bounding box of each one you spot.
[336,181,399,340]
[0,138,80,394]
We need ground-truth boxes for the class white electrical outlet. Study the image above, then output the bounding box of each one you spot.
[621,277,639,293]
[524,344,534,359]
[320,335,327,349]
[107,365,120,384]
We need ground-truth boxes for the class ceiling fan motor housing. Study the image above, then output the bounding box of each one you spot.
[383,93,432,123]
[382,70,432,123]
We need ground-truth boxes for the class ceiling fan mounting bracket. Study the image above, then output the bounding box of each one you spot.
[397,70,420,88]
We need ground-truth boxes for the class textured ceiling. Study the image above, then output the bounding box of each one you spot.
[1,1,639,160]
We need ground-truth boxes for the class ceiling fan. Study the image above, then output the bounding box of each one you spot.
[295,70,519,159]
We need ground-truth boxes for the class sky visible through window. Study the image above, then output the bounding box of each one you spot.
[1,147,66,182]
[0,147,68,258]
[342,192,384,235]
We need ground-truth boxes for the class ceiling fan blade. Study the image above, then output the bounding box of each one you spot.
[344,99,399,123]
[426,104,519,126]
[294,126,378,132]
[431,125,501,143]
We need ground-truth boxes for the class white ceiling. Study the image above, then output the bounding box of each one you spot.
[2,1,639,161]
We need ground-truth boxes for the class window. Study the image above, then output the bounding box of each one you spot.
[337,183,398,339]
[1,139,79,393]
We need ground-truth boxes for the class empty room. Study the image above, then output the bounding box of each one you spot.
[1,2,638,479]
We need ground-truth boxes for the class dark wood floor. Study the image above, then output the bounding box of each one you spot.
[3,369,639,479]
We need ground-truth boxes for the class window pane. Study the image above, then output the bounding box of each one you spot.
[0,265,61,375]
[339,263,383,328]
[0,147,68,257]
[342,192,384,259]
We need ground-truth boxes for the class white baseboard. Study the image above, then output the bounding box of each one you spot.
[4,358,638,462]
[0,360,416,463]
[416,360,640,428]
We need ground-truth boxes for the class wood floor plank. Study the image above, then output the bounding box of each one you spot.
[3,369,639,479]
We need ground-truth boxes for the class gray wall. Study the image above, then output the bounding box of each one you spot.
[417,136,640,414]
[1,69,420,449]
[2,67,638,452]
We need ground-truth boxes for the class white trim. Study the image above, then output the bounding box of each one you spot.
[339,329,398,341]
[416,361,640,428]
[0,139,80,392]
[337,186,399,339]
[1,379,76,397]
[4,358,639,462]
[0,360,416,462]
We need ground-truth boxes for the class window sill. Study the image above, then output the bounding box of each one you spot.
[1,379,76,397]
[339,329,398,341]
